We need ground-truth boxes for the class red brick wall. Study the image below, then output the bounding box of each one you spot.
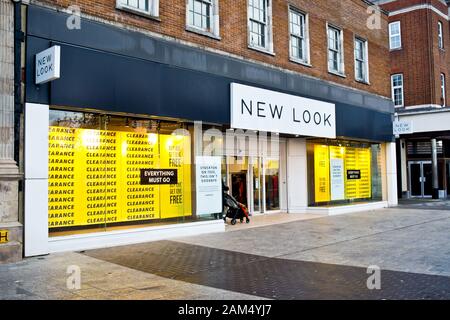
[34,0,391,98]
[381,0,450,107]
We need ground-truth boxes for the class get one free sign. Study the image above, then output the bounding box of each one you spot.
[35,45,61,84]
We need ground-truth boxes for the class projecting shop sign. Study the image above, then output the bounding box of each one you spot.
[231,83,336,138]
[393,120,413,136]
[35,45,61,85]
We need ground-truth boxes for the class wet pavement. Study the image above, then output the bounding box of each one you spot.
[2,206,450,299]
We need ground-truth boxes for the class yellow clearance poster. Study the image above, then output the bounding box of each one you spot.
[344,147,358,199]
[356,148,371,199]
[48,127,192,229]
[118,131,160,222]
[159,134,192,219]
[344,147,371,200]
[48,126,81,228]
[80,129,121,226]
[314,144,330,203]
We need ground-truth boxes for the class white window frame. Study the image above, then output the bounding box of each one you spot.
[186,0,220,39]
[391,74,404,108]
[354,36,369,83]
[438,21,444,49]
[116,0,159,18]
[288,6,310,66]
[441,73,446,106]
[389,21,402,50]
[247,0,274,54]
[327,23,345,76]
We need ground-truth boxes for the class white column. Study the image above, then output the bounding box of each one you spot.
[399,139,408,197]
[24,103,50,257]
[385,142,398,206]
[286,138,308,213]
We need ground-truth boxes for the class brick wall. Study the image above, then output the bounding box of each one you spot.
[380,0,450,107]
[31,0,391,99]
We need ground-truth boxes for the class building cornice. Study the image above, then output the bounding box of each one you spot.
[389,4,449,21]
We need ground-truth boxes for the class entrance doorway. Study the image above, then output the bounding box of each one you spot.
[409,161,433,198]
[226,156,281,215]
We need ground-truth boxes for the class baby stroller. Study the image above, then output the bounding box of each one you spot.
[223,186,250,225]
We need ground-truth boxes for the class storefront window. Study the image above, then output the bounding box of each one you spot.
[48,110,211,237]
[307,140,382,206]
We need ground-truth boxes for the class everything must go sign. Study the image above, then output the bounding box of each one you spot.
[231,83,336,139]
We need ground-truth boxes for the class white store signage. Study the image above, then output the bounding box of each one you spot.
[195,156,222,216]
[35,45,61,85]
[393,120,413,136]
[231,83,336,138]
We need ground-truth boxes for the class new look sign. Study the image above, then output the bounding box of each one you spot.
[231,83,336,138]
[35,45,61,85]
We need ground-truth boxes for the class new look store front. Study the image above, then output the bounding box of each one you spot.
[23,5,397,256]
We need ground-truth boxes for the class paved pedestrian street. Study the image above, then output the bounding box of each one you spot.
[2,206,450,300]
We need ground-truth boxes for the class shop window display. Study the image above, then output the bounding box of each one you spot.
[48,110,199,237]
[307,140,382,206]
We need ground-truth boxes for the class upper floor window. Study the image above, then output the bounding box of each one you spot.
[186,0,220,38]
[116,0,159,18]
[327,25,344,75]
[248,0,273,53]
[441,73,446,106]
[289,8,309,65]
[389,21,401,50]
[438,21,444,49]
[391,74,404,107]
[354,37,368,83]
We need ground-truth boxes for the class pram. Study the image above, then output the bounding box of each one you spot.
[223,191,250,225]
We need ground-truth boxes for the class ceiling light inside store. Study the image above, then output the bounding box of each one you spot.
[148,133,158,145]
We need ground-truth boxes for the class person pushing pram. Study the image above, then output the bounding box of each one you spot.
[222,180,250,225]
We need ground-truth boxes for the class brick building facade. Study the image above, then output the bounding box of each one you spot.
[376,0,450,199]
[1,0,398,261]
[31,0,391,98]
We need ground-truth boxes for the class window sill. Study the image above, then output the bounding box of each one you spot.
[248,45,276,57]
[355,79,370,86]
[289,57,312,68]
[328,70,346,78]
[116,5,160,22]
[389,47,402,52]
[185,26,221,41]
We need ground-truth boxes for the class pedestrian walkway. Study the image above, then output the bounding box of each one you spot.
[398,198,450,211]
[224,212,325,231]
[2,206,450,299]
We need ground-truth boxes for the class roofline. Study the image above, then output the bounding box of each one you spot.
[362,0,390,16]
